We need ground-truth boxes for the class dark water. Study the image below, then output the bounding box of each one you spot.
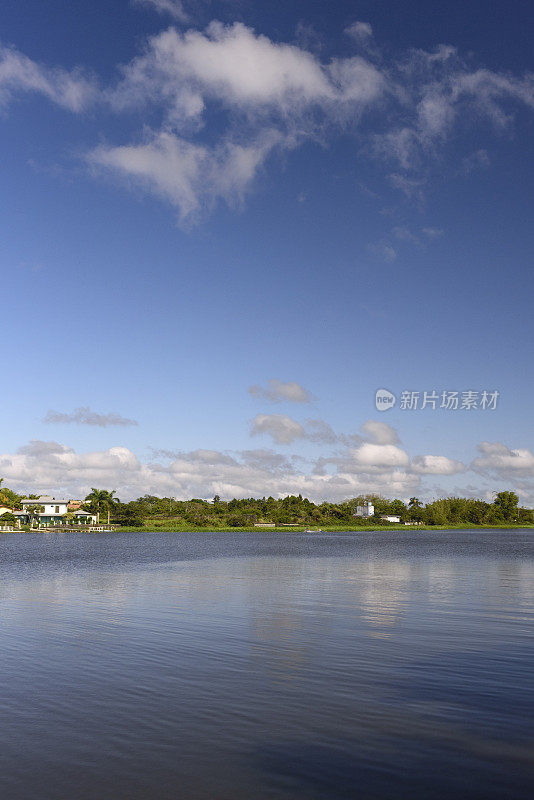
[1,530,533,800]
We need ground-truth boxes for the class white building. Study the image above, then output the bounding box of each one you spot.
[21,497,69,517]
[18,497,97,526]
[354,501,375,517]
[380,515,401,523]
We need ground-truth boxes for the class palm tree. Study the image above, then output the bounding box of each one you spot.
[84,489,119,524]
[85,489,107,524]
[103,490,119,525]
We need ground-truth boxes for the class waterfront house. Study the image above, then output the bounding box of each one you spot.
[380,515,401,523]
[18,497,97,527]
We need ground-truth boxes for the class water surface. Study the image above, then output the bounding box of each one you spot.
[1,530,533,799]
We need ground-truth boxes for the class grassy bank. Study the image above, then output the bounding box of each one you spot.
[111,523,534,533]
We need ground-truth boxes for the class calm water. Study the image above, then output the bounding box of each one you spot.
[1,530,533,800]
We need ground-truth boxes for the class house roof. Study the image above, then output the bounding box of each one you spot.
[22,497,69,505]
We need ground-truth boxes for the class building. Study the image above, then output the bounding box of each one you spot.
[17,497,97,527]
[380,515,401,523]
[354,501,375,517]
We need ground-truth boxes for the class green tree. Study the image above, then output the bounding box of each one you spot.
[493,491,519,522]
[85,487,118,525]
[26,504,44,529]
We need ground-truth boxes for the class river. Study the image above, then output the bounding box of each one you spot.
[1,530,533,799]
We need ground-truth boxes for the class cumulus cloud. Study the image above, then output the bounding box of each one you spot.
[248,379,314,403]
[471,441,534,477]
[109,22,385,119]
[0,44,96,111]
[350,442,410,469]
[250,414,338,445]
[360,420,400,446]
[0,440,419,503]
[43,407,138,427]
[2,429,517,504]
[250,413,306,445]
[250,415,403,451]
[240,449,300,473]
[411,454,465,475]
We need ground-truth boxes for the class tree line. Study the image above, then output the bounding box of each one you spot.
[0,479,532,528]
[72,489,534,527]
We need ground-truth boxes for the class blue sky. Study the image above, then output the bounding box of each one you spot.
[2,0,534,503]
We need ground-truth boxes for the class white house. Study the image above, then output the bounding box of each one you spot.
[354,501,375,517]
[21,497,69,516]
[18,497,97,526]
[380,515,401,523]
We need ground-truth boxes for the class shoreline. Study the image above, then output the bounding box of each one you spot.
[5,524,533,534]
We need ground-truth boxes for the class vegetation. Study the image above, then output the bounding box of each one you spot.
[0,476,532,530]
[25,504,45,529]
[84,488,119,524]
[104,490,533,529]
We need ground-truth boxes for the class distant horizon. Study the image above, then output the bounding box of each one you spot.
[2,485,530,510]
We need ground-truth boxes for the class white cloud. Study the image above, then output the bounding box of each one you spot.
[0,440,420,503]
[249,379,314,403]
[2,22,534,219]
[133,0,189,22]
[305,419,338,444]
[110,22,385,120]
[2,430,523,504]
[0,45,96,111]
[250,413,338,445]
[250,413,306,445]
[472,441,534,476]
[351,442,410,469]
[43,407,138,427]
[375,46,534,174]
[411,455,465,475]
[345,22,373,42]
[88,128,284,222]
[360,420,400,446]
